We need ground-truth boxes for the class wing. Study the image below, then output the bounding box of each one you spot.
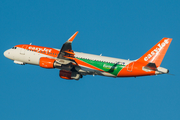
[56,31,78,65]
[54,31,83,80]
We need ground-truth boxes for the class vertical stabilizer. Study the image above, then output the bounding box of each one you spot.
[136,38,172,67]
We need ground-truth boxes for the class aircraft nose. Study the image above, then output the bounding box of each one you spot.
[4,50,10,58]
[4,50,7,57]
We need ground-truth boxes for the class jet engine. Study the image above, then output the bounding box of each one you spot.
[59,70,82,80]
[39,57,55,68]
[39,57,75,70]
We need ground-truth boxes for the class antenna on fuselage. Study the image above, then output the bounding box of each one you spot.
[30,43,32,45]
[100,54,102,56]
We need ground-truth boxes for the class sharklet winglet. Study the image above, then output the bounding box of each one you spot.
[67,31,79,43]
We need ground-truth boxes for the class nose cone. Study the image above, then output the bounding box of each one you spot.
[4,50,11,59]
[4,50,8,58]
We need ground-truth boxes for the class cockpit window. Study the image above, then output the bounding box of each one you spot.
[12,47,17,49]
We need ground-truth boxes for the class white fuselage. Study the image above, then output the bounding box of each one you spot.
[4,47,132,76]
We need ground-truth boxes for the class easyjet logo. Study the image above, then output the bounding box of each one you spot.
[144,39,169,61]
[28,46,52,53]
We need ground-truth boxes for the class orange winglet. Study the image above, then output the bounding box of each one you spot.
[67,31,78,42]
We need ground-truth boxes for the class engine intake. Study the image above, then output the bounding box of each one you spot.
[39,57,55,69]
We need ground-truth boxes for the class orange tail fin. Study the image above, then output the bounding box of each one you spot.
[136,38,172,67]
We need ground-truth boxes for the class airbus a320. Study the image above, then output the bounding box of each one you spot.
[4,32,172,80]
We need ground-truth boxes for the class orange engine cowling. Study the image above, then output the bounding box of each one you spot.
[39,57,55,69]
[59,70,73,80]
[59,70,82,80]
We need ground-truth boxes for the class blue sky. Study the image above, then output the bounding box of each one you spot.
[0,0,180,119]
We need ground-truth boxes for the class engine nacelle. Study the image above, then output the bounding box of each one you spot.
[39,57,55,69]
[59,70,73,80]
[59,70,82,80]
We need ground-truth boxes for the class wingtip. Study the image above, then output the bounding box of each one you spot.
[67,31,79,42]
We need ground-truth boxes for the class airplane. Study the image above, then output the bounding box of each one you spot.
[4,32,172,80]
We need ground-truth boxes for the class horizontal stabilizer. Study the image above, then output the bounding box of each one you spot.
[144,63,157,71]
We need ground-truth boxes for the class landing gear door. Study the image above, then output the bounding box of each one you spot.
[20,45,27,55]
